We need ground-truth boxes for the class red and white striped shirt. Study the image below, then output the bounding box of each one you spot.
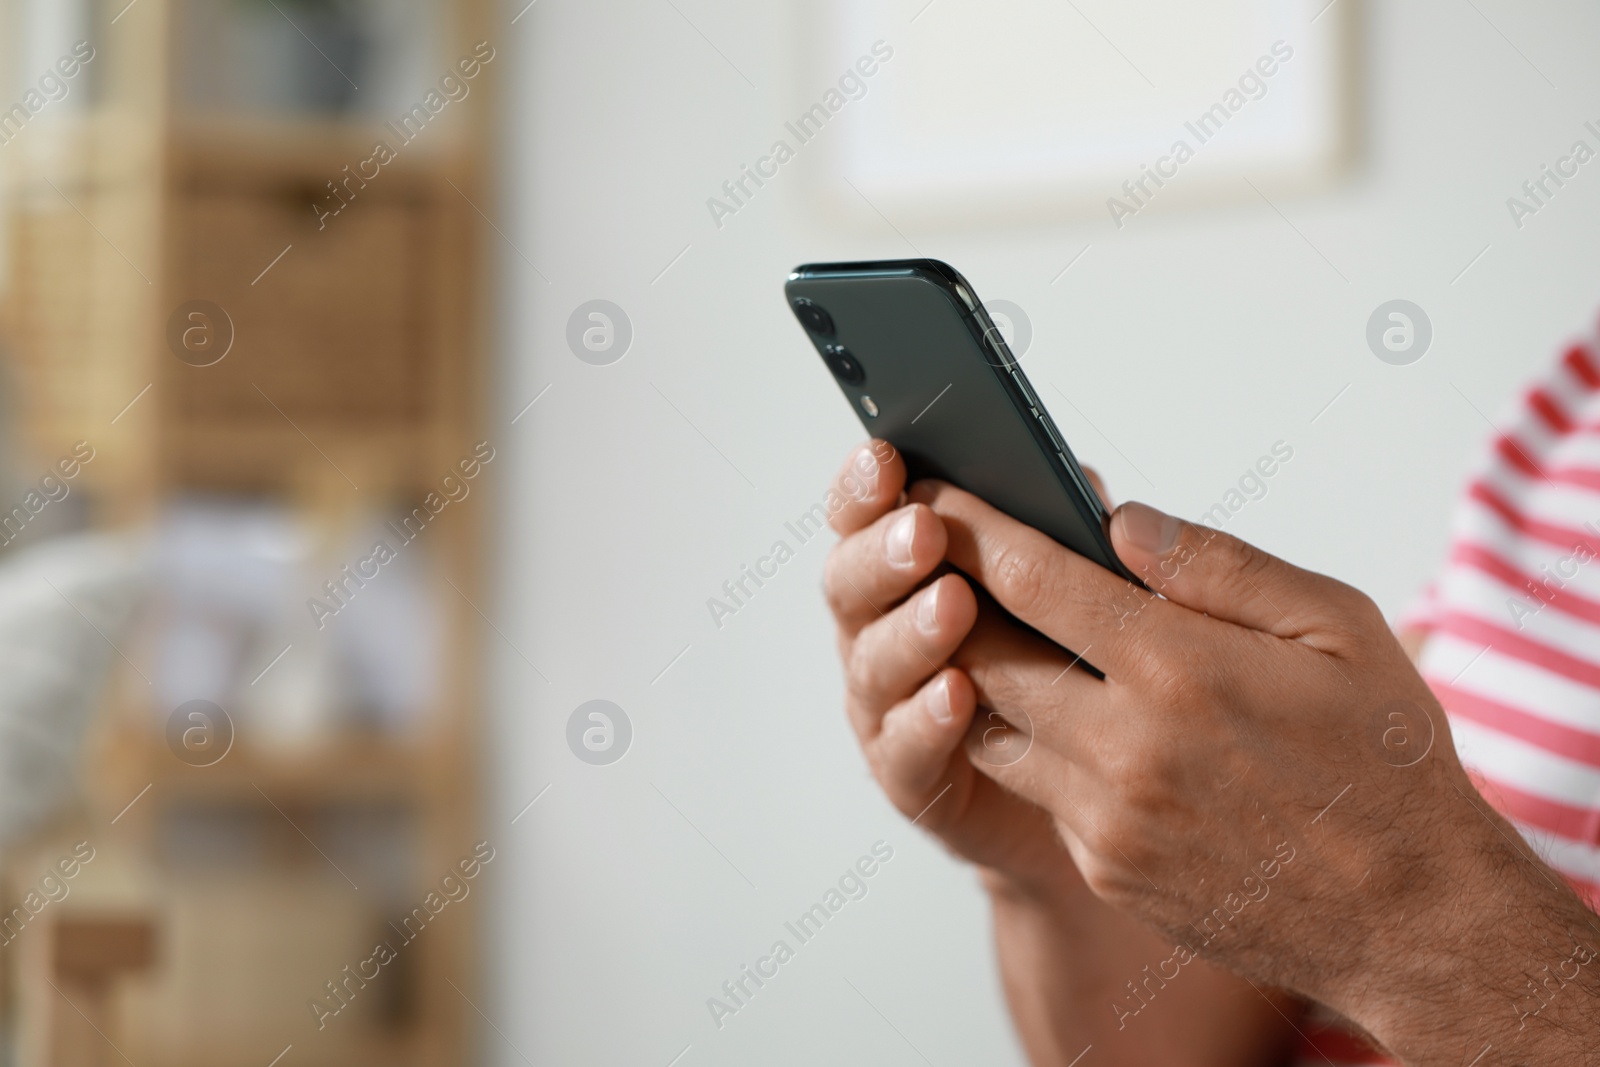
[1294,340,1600,1065]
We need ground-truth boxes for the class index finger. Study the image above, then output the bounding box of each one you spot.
[910,479,1156,678]
[827,440,906,536]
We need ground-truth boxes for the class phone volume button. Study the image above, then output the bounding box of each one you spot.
[1038,413,1067,453]
[1010,371,1039,406]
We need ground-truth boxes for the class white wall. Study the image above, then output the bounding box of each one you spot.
[486,2,1600,1063]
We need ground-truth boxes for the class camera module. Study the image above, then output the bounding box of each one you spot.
[791,298,834,337]
[823,344,865,385]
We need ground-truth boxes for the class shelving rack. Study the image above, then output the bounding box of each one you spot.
[0,1,497,1063]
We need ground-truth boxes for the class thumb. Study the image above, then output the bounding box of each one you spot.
[1109,501,1366,642]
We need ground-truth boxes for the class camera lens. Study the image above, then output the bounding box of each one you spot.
[823,345,865,385]
[792,298,834,336]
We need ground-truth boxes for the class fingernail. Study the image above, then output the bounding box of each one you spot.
[886,510,917,567]
[917,580,941,632]
[928,674,954,724]
[854,445,881,489]
[1117,501,1181,554]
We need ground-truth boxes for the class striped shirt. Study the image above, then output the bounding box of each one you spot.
[1295,341,1600,1065]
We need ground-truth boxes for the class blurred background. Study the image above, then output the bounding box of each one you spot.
[0,0,490,1064]
[0,0,1597,1064]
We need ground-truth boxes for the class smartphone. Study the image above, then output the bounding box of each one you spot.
[785,257,1140,586]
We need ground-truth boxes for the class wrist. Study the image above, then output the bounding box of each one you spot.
[1333,794,1600,1063]
[1335,857,1501,1056]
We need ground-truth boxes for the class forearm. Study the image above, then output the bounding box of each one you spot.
[1335,804,1600,1065]
[986,870,1299,1067]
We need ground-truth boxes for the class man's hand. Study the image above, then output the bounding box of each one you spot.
[820,441,1083,893]
[822,443,1299,1067]
[917,478,1600,1064]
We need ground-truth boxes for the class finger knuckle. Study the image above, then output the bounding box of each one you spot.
[1077,858,1123,901]
[991,546,1055,620]
[1133,639,1212,706]
[865,753,917,815]
[1093,743,1145,794]
[1319,584,1391,657]
[968,665,1027,718]
[862,741,889,783]
[1337,586,1385,629]
[1077,835,1148,904]
[844,641,890,702]
[1122,759,1181,820]
[1222,533,1272,587]
[1111,606,1163,668]
[821,545,858,619]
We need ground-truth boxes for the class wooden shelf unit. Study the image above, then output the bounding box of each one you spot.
[0,1,498,1064]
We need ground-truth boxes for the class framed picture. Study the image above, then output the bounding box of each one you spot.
[807,0,1353,227]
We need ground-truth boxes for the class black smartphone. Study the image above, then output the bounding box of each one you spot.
[786,257,1140,586]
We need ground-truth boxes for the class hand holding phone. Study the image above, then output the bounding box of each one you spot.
[785,258,1139,585]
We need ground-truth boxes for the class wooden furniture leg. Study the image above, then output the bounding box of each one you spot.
[46,917,155,1067]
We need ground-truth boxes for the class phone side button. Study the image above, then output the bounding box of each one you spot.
[1038,414,1067,453]
[1011,371,1039,407]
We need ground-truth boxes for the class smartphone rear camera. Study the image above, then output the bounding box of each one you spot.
[792,298,834,336]
[823,344,865,385]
